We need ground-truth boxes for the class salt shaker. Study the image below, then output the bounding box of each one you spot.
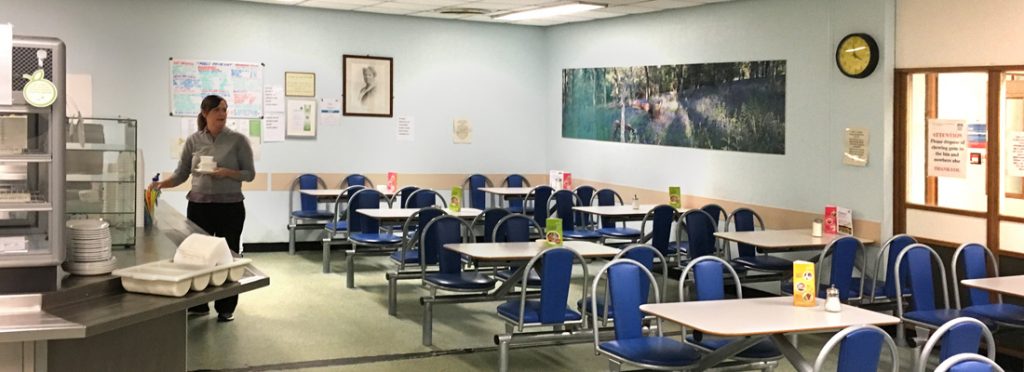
[824,285,842,312]
[811,219,823,237]
[631,194,640,210]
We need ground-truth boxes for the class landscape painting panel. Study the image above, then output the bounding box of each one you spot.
[562,60,786,154]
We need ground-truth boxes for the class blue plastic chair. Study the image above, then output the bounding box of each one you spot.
[639,204,679,257]
[420,215,497,346]
[579,244,667,326]
[491,213,542,286]
[319,185,365,273]
[548,189,602,240]
[340,173,373,188]
[344,188,402,289]
[726,208,792,272]
[668,204,726,256]
[679,256,782,365]
[496,247,587,330]
[592,189,641,244]
[574,185,597,229]
[934,353,1005,372]
[386,207,447,316]
[866,234,917,304]
[895,244,997,344]
[501,174,531,213]
[591,259,702,371]
[812,325,898,372]
[953,243,1024,328]
[405,188,447,209]
[288,174,334,255]
[389,185,419,208]
[680,210,747,276]
[781,236,865,303]
[525,186,554,227]
[471,208,512,243]
[461,174,493,209]
[916,317,996,372]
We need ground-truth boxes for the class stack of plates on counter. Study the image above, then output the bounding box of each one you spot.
[64,219,117,275]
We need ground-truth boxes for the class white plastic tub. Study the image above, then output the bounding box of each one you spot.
[112,258,253,297]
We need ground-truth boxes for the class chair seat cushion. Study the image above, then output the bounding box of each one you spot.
[292,210,334,219]
[600,337,701,367]
[424,272,496,291]
[597,227,641,238]
[349,232,402,245]
[578,297,614,318]
[564,229,602,240]
[497,300,582,324]
[324,221,348,231]
[686,335,782,359]
[389,250,419,264]
[495,268,542,287]
[962,304,1024,326]
[733,255,793,271]
[904,309,997,329]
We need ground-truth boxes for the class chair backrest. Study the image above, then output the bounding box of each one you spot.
[725,208,764,258]
[397,207,446,267]
[462,174,492,209]
[679,255,743,302]
[594,189,624,228]
[406,188,447,209]
[591,259,663,348]
[573,185,597,226]
[681,209,718,259]
[502,174,530,211]
[896,243,951,317]
[526,186,555,227]
[419,215,474,273]
[820,236,865,302]
[639,204,678,254]
[701,204,728,229]
[341,173,373,188]
[548,189,584,229]
[813,325,898,372]
[614,244,668,300]
[392,186,419,208]
[293,174,326,212]
[329,185,367,222]
[934,353,1005,372]
[917,317,996,372]
[952,243,1001,308]
[470,208,511,243]
[511,247,587,328]
[492,213,541,243]
[872,234,917,299]
[346,189,387,234]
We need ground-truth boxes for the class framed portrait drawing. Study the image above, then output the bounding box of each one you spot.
[343,55,393,117]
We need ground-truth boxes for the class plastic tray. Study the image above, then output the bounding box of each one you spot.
[111,258,252,297]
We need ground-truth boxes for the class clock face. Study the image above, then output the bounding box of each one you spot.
[836,33,878,78]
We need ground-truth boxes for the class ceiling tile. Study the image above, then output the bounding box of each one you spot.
[410,10,473,18]
[634,0,701,10]
[601,4,661,14]
[357,6,420,14]
[395,0,466,5]
[305,0,379,3]
[570,10,622,19]
[470,0,547,6]
[300,0,375,9]
[373,1,439,10]
[460,2,518,11]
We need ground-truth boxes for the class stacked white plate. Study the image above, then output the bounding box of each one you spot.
[64,219,117,275]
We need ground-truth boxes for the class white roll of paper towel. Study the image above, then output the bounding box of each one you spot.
[173,234,234,267]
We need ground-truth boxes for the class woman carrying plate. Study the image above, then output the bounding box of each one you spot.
[148,94,255,322]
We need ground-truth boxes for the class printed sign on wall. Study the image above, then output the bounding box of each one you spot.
[927,119,967,178]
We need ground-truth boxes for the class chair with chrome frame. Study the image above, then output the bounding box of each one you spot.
[669,204,729,260]
[579,244,667,327]
[812,325,898,372]
[491,213,543,287]
[339,173,374,189]
[524,185,555,226]
[470,207,511,243]
[678,255,782,370]
[386,206,446,316]
[500,174,531,213]
[344,188,402,289]
[288,174,334,255]
[638,204,679,259]
[680,209,747,276]
[389,185,419,208]
[591,259,703,371]
[548,189,602,241]
[934,353,1005,372]
[782,236,865,304]
[592,188,641,244]
[495,246,588,372]
[916,317,996,372]
[894,243,997,346]
[405,188,448,209]
[573,185,597,229]
[865,234,917,304]
[420,215,496,346]
[461,174,493,210]
[953,243,1024,327]
[318,185,365,273]
[726,208,792,272]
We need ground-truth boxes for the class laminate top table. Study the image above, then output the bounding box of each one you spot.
[300,188,397,197]
[572,204,683,218]
[713,229,874,249]
[444,240,619,261]
[961,275,1024,298]
[477,187,534,196]
[357,207,481,220]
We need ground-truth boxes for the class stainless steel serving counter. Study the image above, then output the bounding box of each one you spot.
[0,205,270,371]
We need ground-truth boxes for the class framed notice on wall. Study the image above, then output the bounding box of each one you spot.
[286,99,317,138]
[285,71,315,97]
[343,55,393,117]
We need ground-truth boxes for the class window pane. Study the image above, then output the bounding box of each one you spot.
[1001,72,1024,217]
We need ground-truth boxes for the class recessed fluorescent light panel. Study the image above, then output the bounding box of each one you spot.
[493,2,607,21]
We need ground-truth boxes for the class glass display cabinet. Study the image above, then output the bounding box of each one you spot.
[66,117,137,247]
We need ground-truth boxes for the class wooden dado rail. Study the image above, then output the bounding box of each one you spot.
[157,172,881,242]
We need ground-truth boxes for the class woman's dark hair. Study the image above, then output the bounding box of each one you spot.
[197,95,226,131]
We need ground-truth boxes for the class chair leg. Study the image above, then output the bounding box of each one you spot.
[346,247,356,289]
[387,272,398,316]
[321,236,332,274]
[288,221,297,255]
[553,324,564,332]
[505,323,514,334]
[422,287,436,346]
[498,336,510,372]
[787,334,798,349]
[607,359,621,372]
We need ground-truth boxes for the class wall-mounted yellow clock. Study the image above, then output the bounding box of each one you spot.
[836,33,879,78]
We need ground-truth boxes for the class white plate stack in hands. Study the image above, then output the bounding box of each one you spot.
[64,218,117,275]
